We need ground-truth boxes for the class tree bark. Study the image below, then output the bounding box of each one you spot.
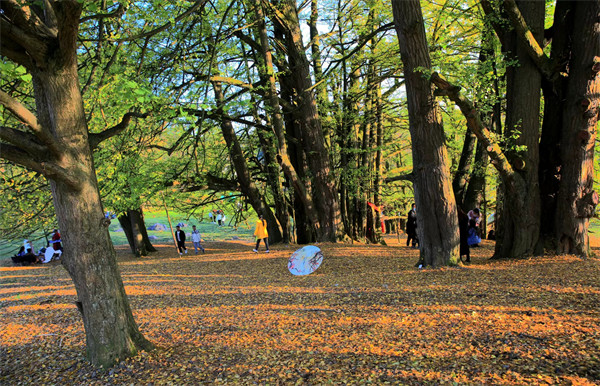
[266,0,342,241]
[392,0,460,267]
[452,130,477,208]
[554,1,600,257]
[538,0,574,243]
[495,0,544,259]
[0,1,153,367]
[211,81,283,244]
[118,208,156,256]
[463,140,488,213]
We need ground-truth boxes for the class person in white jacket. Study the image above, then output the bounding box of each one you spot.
[191,225,205,254]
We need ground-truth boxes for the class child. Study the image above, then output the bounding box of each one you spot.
[253,213,270,253]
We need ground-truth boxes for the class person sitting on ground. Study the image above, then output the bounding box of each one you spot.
[467,219,482,247]
[12,246,38,265]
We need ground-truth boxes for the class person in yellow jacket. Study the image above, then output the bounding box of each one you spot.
[253,213,270,253]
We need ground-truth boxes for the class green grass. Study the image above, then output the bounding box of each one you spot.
[2,213,598,260]
[107,209,256,246]
[1,209,256,260]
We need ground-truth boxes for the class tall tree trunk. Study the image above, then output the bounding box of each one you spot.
[452,130,477,208]
[374,80,384,237]
[463,140,489,212]
[212,81,283,243]
[309,0,332,149]
[554,1,600,257]
[0,2,155,367]
[495,0,544,258]
[538,1,573,244]
[392,0,460,267]
[252,2,322,243]
[267,0,341,241]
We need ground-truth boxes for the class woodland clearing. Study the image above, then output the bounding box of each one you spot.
[1,238,599,385]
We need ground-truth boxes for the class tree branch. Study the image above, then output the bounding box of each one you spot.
[385,172,414,184]
[113,0,207,42]
[0,89,62,158]
[88,112,149,149]
[80,3,127,23]
[0,17,51,69]
[430,72,516,183]
[501,0,556,80]
[0,144,80,190]
[0,126,49,156]
[481,0,556,81]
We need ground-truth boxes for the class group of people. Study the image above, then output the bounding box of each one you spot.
[175,225,205,255]
[12,229,63,265]
[405,204,485,263]
[208,210,226,226]
[173,213,270,255]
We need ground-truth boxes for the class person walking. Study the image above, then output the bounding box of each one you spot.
[253,213,270,253]
[406,203,418,248]
[175,225,187,255]
[191,225,205,254]
[216,211,223,226]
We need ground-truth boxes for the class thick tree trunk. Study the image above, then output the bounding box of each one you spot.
[494,0,544,259]
[538,1,574,244]
[119,208,156,256]
[374,81,384,237]
[36,66,153,367]
[392,0,460,267]
[270,0,341,242]
[554,1,600,257]
[118,213,136,254]
[134,207,157,253]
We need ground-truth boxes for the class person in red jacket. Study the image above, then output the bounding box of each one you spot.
[51,229,62,251]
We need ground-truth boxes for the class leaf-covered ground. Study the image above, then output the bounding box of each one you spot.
[1,238,599,385]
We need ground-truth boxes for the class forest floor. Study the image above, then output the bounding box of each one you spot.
[1,237,599,385]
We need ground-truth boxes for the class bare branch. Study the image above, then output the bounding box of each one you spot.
[80,3,126,23]
[112,0,207,42]
[88,112,149,149]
